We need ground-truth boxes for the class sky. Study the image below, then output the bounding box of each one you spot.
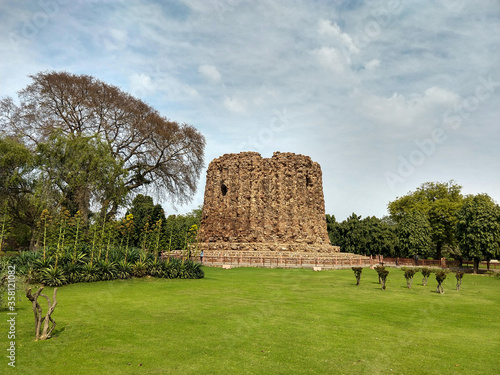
[1,0,500,221]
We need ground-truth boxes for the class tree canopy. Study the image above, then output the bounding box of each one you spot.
[388,181,463,259]
[0,71,206,217]
[456,194,500,273]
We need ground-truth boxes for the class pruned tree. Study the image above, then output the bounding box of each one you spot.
[402,267,416,289]
[420,267,431,286]
[379,269,389,290]
[25,286,58,340]
[435,270,447,294]
[455,271,464,291]
[374,265,385,284]
[1,71,205,219]
[351,267,363,285]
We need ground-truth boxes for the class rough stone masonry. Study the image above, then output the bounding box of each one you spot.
[197,151,338,254]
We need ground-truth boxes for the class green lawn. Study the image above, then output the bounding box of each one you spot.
[3,267,500,374]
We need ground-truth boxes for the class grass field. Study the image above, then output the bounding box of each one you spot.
[2,267,500,374]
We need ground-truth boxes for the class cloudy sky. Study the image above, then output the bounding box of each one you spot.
[1,0,500,221]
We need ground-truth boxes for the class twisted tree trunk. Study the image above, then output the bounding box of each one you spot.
[25,287,58,341]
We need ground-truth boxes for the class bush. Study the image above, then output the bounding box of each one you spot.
[455,271,464,290]
[420,267,431,286]
[352,267,363,285]
[435,270,448,294]
[379,269,389,290]
[402,267,416,289]
[374,265,385,284]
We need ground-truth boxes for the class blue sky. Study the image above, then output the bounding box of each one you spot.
[1,0,500,221]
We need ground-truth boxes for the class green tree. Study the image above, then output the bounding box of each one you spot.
[36,132,128,222]
[325,214,342,246]
[456,194,500,274]
[127,194,166,248]
[388,181,463,259]
[326,214,396,256]
[0,136,50,249]
[339,213,363,253]
[396,210,432,258]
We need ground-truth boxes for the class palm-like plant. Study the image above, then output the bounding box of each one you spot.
[81,262,100,283]
[116,260,132,279]
[132,260,148,278]
[97,259,118,280]
[39,265,67,287]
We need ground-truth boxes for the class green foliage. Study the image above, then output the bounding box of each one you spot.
[36,132,128,222]
[456,194,500,273]
[420,267,431,286]
[374,265,385,284]
[388,181,463,259]
[396,210,432,258]
[455,271,465,290]
[326,214,396,256]
[402,267,417,288]
[379,269,389,290]
[351,267,363,285]
[434,270,448,294]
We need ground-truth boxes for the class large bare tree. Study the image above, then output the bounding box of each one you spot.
[1,71,205,217]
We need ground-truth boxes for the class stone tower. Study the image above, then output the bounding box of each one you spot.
[198,151,337,254]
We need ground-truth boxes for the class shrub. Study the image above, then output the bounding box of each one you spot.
[455,271,464,290]
[351,267,363,285]
[132,260,148,278]
[374,265,385,284]
[420,267,431,286]
[379,269,389,290]
[435,270,447,294]
[39,265,67,287]
[402,267,417,289]
[116,260,132,279]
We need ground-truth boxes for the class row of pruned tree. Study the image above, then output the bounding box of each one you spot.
[327,181,500,273]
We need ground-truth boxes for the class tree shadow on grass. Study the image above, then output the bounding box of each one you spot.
[50,326,66,339]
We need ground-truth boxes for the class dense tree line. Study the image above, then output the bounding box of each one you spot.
[327,181,500,273]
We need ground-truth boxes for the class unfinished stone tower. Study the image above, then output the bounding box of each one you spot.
[198,151,337,254]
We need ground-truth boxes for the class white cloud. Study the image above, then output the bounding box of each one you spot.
[313,46,346,73]
[364,59,380,70]
[129,73,156,97]
[198,64,222,83]
[223,96,246,113]
[318,19,359,56]
[354,87,461,131]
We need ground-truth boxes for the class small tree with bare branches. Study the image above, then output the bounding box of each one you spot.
[25,286,58,340]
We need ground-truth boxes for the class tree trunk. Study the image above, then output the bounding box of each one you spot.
[25,287,58,341]
[473,258,480,274]
[436,242,443,262]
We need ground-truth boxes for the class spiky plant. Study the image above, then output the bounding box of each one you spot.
[97,259,118,281]
[116,260,132,279]
[39,265,67,287]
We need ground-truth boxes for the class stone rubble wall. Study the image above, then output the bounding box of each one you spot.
[198,151,338,254]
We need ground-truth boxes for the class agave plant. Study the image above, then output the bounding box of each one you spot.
[97,259,118,281]
[132,260,148,278]
[12,251,41,268]
[35,256,55,271]
[116,260,132,279]
[148,260,164,278]
[39,265,67,287]
[64,262,82,284]
[80,263,100,283]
